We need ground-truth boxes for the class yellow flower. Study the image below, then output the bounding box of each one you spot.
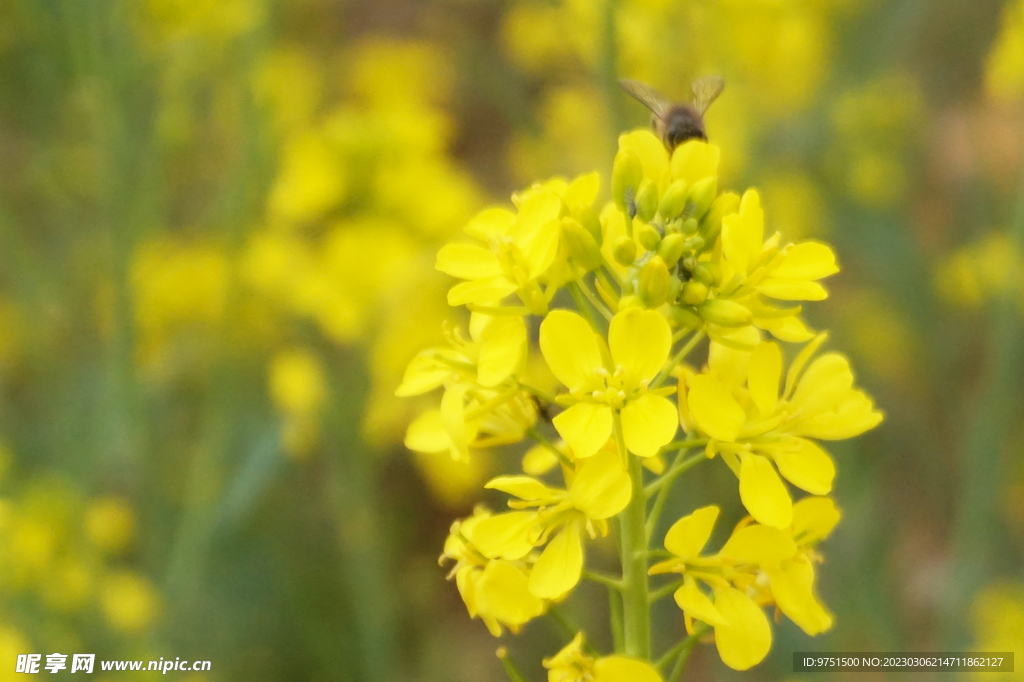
[682,335,882,527]
[436,174,601,314]
[541,307,678,459]
[719,496,840,636]
[985,0,1024,102]
[543,632,662,682]
[440,508,546,636]
[648,506,771,671]
[712,189,840,343]
[398,314,534,462]
[470,449,631,599]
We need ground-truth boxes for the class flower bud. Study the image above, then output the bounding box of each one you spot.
[680,281,709,306]
[612,148,643,212]
[681,217,700,235]
[692,263,714,286]
[698,298,753,327]
[670,305,702,329]
[688,176,718,220]
[657,233,685,267]
[684,235,705,252]
[701,191,740,242]
[639,256,670,308]
[618,294,643,310]
[561,218,602,271]
[634,179,660,223]
[577,206,603,243]
[658,179,689,220]
[637,223,661,252]
[612,236,637,266]
[667,275,682,301]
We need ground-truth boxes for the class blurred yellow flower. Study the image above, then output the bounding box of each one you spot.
[84,497,136,554]
[101,571,160,633]
[970,582,1024,680]
[986,0,1024,103]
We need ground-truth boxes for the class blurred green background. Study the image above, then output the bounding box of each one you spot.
[0,0,1022,680]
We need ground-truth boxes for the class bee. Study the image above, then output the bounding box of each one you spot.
[619,76,725,150]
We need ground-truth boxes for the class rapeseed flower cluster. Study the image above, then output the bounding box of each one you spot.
[0,464,166,664]
[402,127,882,675]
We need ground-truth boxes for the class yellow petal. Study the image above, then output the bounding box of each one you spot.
[674,575,727,626]
[621,394,679,457]
[796,391,884,440]
[435,243,503,280]
[404,410,449,453]
[477,316,527,387]
[769,438,835,495]
[539,310,603,391]
[592,656,663,682]
[663,505,719,560]
[522,444,559,476]
[755,314,815,343]
[477,559,547,633]
[395,349,452,397]
[791,496,841,544]
[747,342,781,415]
[570,449,632,519]
[739,453,792,528]
[441,385,475,462]
[782,333,829,400]
[670,139,720,186]
[789,353,854,415]
[447,276,518,307]
[529,522,584,599]
[485,476,561,503]
[608,308,672,386]
[708,341,751,388]
[772,241,839,280]
[513,189,562,278]
[465,207,515,240]
[552,403,613,460]
[621,130,671,191]
[758,277,828,301]
[719,524,797,569]
[470,511,539,560]
[767,557,833,635]
[687,374,745,442]
[563,171,600,210]
[712,586,772,671]
[721,189,763,276]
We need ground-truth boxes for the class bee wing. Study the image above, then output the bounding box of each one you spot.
[691,76,725,115]
[619,79,671,119]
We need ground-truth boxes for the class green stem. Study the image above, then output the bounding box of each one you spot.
[570,281,603,330]
[517,381,557,404]
[666,625,710,682]
[577,277,614,320]
[527,427,573,467]
[609,587,625,654]
[548,605,600,656]
[615,410,651,660]
[645,452,706,496]
[583,570,625,590]
[648,578,685,604]
[497,648,529,682]
[646,453,705,539]
[652,331,706,388]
